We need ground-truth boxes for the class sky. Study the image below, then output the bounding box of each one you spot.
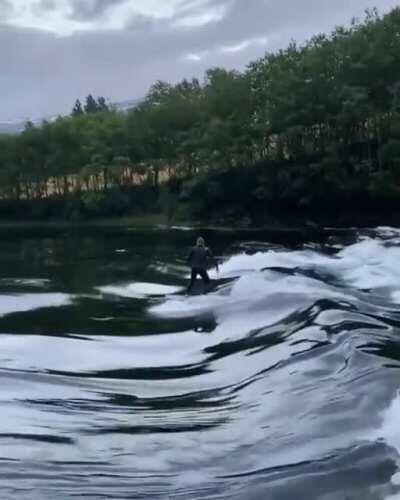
[0,0,398,121]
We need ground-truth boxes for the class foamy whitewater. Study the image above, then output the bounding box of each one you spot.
[1,227,400,499]
[147,230,400,498]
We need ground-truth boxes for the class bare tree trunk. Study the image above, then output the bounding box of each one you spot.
[103,169,108,190]
[15,181,21,201]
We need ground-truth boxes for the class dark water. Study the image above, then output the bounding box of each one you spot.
[1,224,400,499]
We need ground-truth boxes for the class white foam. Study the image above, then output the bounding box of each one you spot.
[372,392,400,500]
[337,240,400,291]
[170,225,193,231]
[98,282,183,298]
[0,293,71,317]
[211,249,332,278]
[376,226,400,238]
[0,278,51,288]
[373,392,400,455]
[385,493,400,500]
[151,230,400,337]
[211,237,400,295]
[150,271,343,321]
[380,393,400,500]
[0,332,208,373]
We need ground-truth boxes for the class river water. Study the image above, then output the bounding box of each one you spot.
[1,225,400,499]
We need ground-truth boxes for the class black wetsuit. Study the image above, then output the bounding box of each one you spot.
[187,245,215,291]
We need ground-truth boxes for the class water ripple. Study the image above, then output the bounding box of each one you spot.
[0,228,399,499]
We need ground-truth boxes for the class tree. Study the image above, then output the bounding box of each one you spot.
[72,99,84,116]
[1,7,400,223]
[84,94,99,114]
[97,97,109,112]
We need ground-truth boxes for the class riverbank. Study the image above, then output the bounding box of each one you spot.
[2,9,400,235]
[0,209,395,236]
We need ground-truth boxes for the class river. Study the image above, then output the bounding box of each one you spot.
[1,224,400,499]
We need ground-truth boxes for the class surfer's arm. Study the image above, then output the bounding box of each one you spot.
[187,248,194,267]
[207,248,219,272]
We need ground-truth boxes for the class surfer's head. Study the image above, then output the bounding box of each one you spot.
[196,237,205,247]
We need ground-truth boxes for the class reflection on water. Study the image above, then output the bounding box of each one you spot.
[0,225,400,499]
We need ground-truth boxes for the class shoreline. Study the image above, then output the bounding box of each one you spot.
[0,212,395,233]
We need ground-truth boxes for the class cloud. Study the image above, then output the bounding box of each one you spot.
[36,0,56,10]
[184,50,210,62]
[172,0,230,28]
[0,0,399,121]
[173,5,227,28]
[67,0,127,21]
[2,0,186,34]
[0,0,13,19]
[183,35,269,63]
[220,36,268,54]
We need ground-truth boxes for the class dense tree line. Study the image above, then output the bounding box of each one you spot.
[1,8,400,222]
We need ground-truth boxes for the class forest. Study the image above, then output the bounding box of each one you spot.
[1,7,400,224]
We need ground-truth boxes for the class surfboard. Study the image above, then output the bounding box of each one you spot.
[186,281,217,296]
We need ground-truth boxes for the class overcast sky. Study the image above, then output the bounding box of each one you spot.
[0,0,398,121]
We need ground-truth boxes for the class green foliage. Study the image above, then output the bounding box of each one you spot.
[72,99,84,116]
[81,191,107,213]
[1,7,400,222]
[84,94,99,114]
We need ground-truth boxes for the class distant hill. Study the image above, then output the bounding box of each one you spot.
[0,121,25,134]
[0,98,139,135]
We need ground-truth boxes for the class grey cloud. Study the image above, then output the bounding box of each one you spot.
[36,0,56,11]
[174,0,230,18]
[0,0,399,121]
[34,0,127,20]
[68,0,127,21]
[0,0,13,20]
[30,0,56,19]
[125,14,160,32]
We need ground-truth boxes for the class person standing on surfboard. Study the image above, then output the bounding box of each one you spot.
[187,237,219,292]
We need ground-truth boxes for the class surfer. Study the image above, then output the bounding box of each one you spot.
[187,237,219,293]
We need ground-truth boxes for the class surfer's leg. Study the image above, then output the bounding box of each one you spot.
[188,268,198,292]
[200,269,210,285]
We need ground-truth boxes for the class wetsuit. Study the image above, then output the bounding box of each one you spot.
[187,245,216,291]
